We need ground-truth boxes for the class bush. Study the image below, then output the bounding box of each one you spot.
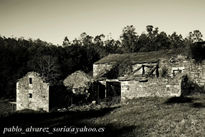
[191,42,205,62]
[181,75,205,96]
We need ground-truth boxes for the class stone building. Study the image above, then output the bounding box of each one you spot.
[16,72,50,112]
[16,72,68,112]
[93,50,198,102]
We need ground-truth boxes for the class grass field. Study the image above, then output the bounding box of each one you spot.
[0,99,13,115]
[1,95,205,137]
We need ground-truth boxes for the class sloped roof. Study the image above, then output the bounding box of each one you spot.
[63,70,92,89]
[94,50,182,64]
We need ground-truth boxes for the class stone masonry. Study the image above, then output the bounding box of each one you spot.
[121,75,182,101]
[16,72,49,112]
[93,52,205,102]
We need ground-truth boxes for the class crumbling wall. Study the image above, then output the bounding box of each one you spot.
[94,55,205,102]
[188,60,205,87]
[93,63,114,78]
[16,72,49,112]
[159,55,190,78]
[121,56,205,101]
[121,76,182,101]
[160,56,205,88]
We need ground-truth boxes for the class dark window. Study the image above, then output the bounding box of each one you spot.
[29,78,32,84]
[29,93,32,98]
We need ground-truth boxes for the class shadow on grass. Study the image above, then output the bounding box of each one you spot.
[192,102,205,108]
[164,97,194,104]
[0,107,119,126]
[0,125,137,137]
[165,96,205,109]
[47,125,137,137]
[0,106,139,137]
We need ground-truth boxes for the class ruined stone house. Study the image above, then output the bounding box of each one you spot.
[93,50,205,102]
[16,72,68,112]
[16,72,50,112]
[16,51,205,110]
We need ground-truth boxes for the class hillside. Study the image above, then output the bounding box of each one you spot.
[1,95,205,137]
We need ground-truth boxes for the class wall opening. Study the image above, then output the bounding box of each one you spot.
[106,81,121,103]
[28,93,32,98]
[29,78,32,84]
[173,69,182,77]
[89,81,105,103]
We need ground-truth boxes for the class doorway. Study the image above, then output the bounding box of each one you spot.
[106,81,121,103]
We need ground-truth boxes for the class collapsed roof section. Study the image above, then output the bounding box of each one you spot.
[93,50,181,81]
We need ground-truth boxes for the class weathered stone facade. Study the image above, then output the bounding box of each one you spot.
[93,52,205,102]
[158,55,189,78]
[188,60,205,87]
[121,76,182,101]
[16,72,49,112]
[93,63,115,78]
[159,56,205,88]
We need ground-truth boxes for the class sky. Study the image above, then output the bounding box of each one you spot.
[0,0,204,45]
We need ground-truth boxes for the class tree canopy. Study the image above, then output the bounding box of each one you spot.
[0,25,203,98]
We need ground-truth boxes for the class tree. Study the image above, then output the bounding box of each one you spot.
[62,36,71,47]
[169,32,184,48]
[27,55,61,85]
[138,33,149,52]
[154,31,170,50]
[120,25,139,53]
[191,42,205,62]
[188,30,203,43]
[80,32,93,46]
[94,34,105,47]
[144,25,160,51]
[146,25,154,35]
[72,38,82,46]
[104,39,121,53]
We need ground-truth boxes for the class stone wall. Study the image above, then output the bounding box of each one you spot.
[158,55,190,78]
[16,72,49,112]
[188,60,205,87]
[94,55,205,102]
[121,76,182,101]
[159,56,205,88]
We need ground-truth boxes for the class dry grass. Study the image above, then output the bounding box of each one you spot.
[0,99,13,116]
[1,95,205,136]
[82,96,205,137]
